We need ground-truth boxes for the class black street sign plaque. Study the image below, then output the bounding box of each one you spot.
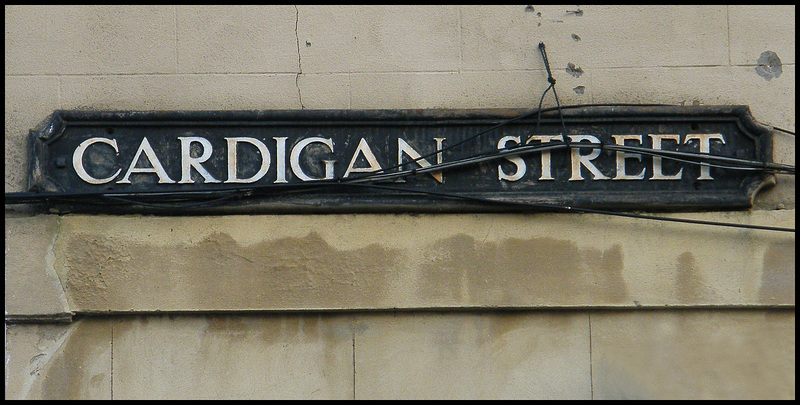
[22,105,776,214]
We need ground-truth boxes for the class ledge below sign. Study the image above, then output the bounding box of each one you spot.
[23,105,775,214]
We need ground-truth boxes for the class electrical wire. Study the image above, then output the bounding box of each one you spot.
[3,40,794,234]
[341,182,796,233]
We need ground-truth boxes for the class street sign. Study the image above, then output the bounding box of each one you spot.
[23,105,775,213]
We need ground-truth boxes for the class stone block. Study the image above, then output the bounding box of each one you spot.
[461,5,728,71]
[589,65,795,131]
[459,69,589,108]
[5,5,176,75]
[296,5,460,73]
[48,210,795,314]
[59,73,302,111]
[729,5,795,66]
[176,5,299,74]
[460,5,589,72]
[297,73,351,109]
[350,72,466,109]
[727,65,795,132]
[591,310,796,399]
[111,314,354,399]
[4,320,111,400]
[5,76,61,193]
[353,311,591,399]
[5,215,71,320]
[349,69,588,110]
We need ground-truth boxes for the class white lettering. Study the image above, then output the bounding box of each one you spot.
[397,138,443,183]
[527,135,564,181]
[117,137,175,184]
[73,137,121,184]
[648,134,683,180]
[178,137,220,184]
[684,133,725,180]
[612,135,646,180]
[344,138,383,178]
[290,137,336,181]
[224,137,271,183]
[568,135,610,181]
[497,135,525,181]
[274,137,288,183]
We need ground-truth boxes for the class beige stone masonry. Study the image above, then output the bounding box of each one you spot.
[5,310,793,399]
[4,320,111,400]
[729,5,795,66]
[3,210,790,316]
[296,5,461,74]
[353,311,591,399]
[176,5,299,74]
[4,4,795,401]
[4,76,61,193]
[460,5,728,71]
[592,309,795,399]
[58,73,303,111]
[5,6,175,75]
[5,215,71,321]
[111,314,354,399]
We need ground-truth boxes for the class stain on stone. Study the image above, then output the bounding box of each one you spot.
[64,231,399,311]
[567,8,584,16]
[675,252,714,304]
[112,313,350,397]
[418,234,628,306]
[584,244,628,303]
[525,5,535,12]
[755,50,782,81]
[573,85,585,94]
[36,325,70,349]
[571,33,581,42]
[61,238,116,309]
[41,320,111,400]
[206,315,252,336]
[566,62,584,78]
[758,241,795,304]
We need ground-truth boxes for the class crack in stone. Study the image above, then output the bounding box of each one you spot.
[294,6,305,109]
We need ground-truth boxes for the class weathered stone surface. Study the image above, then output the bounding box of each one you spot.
[296,5,460,73]
[353,311,591,399]
[4,319,112,400]
[589,65,795,132]
[5,311,794,399]
[4,76,61,193]
[4,4,796,401]
[32,210,795,314]
[176,5,299,74]
[111,314,354,399]
[729,5,795,66]
[59,73,302,111]
[461,5,728,71]
[5,215,71,320]
[4,5,175,75]
[591,310,796,400]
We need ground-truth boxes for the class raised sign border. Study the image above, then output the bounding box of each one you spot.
[25,105,775,214]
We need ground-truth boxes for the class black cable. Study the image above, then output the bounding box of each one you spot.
[538,42,569,143]
[5,139,790,207]
[771,126,795,136]
[343,183,795,233]
[101,193,242,209]
[534,83,554,135]
[5,128,793,205]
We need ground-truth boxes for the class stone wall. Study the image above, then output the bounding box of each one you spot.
[5,5,795,399]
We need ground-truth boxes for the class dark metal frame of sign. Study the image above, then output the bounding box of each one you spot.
[13,105,780,214]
